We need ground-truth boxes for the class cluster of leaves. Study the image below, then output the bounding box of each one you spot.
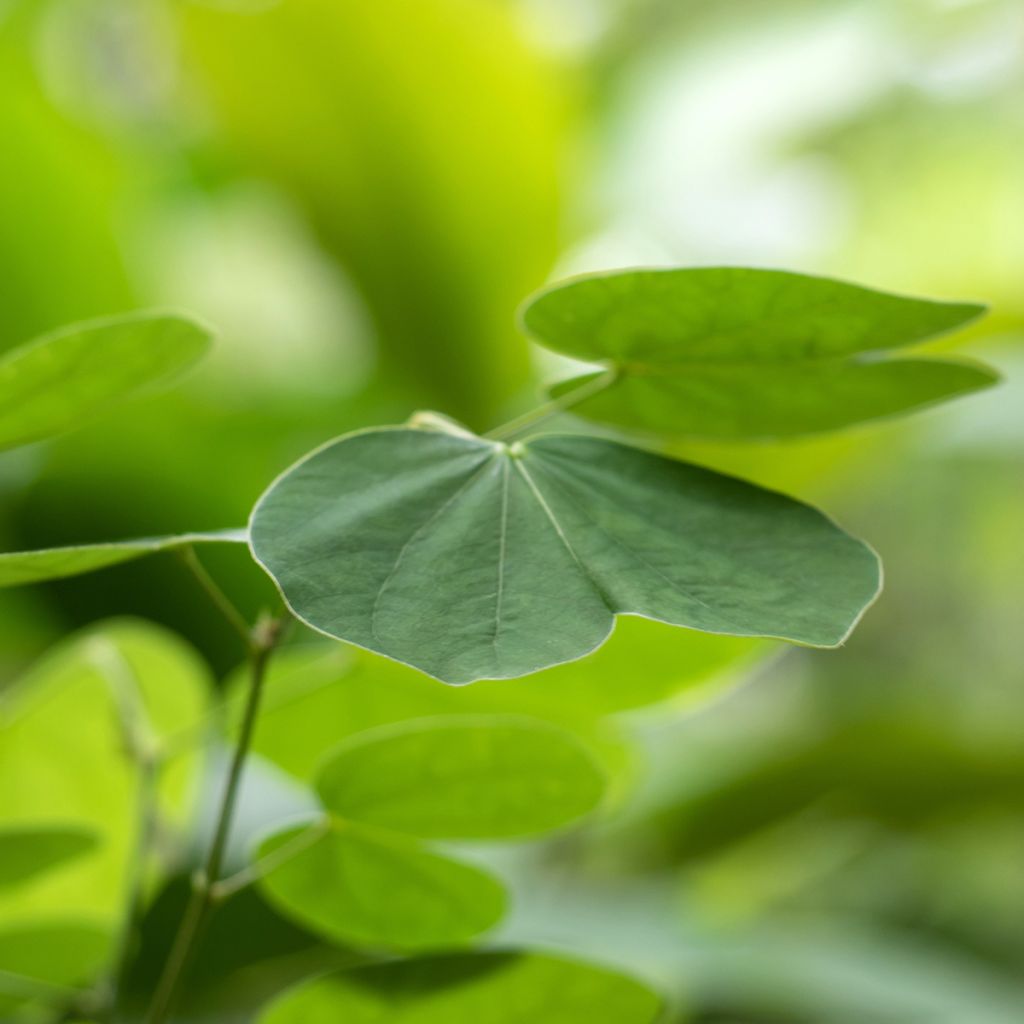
[0,267,993,1020]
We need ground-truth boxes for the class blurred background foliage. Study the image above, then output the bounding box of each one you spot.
[0,0,1022,1020]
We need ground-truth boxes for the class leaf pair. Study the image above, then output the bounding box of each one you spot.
[523,267,995,440]
[257,717,604,950]
[0,269,994,686]
[260,951,661,1024]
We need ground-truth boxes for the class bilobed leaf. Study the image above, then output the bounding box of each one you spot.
[316,717,605,840]
[250,426,879,684]
[521,267,994,439]
[258,822,506,951]
[0,825,97,890]
[0,312,212,451]
[0,528,247,588]
[259,951,662,1024]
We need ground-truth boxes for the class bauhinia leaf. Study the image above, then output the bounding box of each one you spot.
[0,825,97,890]
[520,267,995,439]
[316,716,605,840]
[259,951,662,1024]
[249,426,880,684]
[257,822,506,951]
[0,312,212,452]
[0,529,248,588]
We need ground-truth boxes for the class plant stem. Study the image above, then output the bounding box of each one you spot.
[144,615,283,1024]
[87,638,162,1020]
[177,545,254,652]
[209,816,330,902]
[485,368,618,441]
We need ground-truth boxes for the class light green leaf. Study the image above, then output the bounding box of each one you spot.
[316,717,605,840]
[0,620,210,929]
[259,951,662,1024]
[521,267,994,439]
[0,921,109,1014]
[0,312,212,451]
[250,426,879,684]
[0,825,97,891]
[0,528,247,588]
[234,623,763,784]
[258,822,506,951]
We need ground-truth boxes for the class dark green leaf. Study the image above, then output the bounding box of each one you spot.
[522,267,994,439]
[0,529,247,588]
[316,717,605,839]
[258,822,506,951]
[259,951,662,1024]
[0,312,212,451]
[0,825,97,890]
[250,426,879,684]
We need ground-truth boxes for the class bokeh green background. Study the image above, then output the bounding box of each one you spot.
[1,1,1022,1021]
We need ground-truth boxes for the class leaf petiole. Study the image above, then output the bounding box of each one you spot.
[485,367,618,441]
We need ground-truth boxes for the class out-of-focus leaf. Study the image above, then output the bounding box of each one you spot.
[258,822,506,951]
[0,824,97,890]
[250,426,879,683]
[316,717,605,840]
[180,0,569,426]
[0,313,212,451]
[233,622,765,784]
[522,268,993,439]
[259,951,662,1024]
[0,921,109,1015]
[0,13,135,343]
[0,528,247,588]
[0,620,210,930]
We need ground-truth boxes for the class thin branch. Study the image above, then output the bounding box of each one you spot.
[485,368,619,441]
[177,544,253,651]
[210,816,331,902]
[143,615,284,1024]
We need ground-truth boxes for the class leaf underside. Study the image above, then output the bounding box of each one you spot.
[0,529,248,588]
[522,267,994,439]
[250,426,880,685]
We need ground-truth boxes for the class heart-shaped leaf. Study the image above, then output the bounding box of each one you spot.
[0,529,247,588]
[0,825,97,890]
[258,822,506,951]
[521,267,994,439]
[259,951,662,1024]
[0,312,212,451]
[316,716,605,840]
[250,426,879,684]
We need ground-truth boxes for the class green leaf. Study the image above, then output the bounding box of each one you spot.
[0,528,247,588]
[0,312,212,451]
[0,825,97,891]
[233,624,763,785]
[259,951,662,1024]
[521,267,995,439]
[250,426,879,684]
[258,822,506,951]
[0,921,109,1014]
[0,620,210,929]
[316,717,605,840]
